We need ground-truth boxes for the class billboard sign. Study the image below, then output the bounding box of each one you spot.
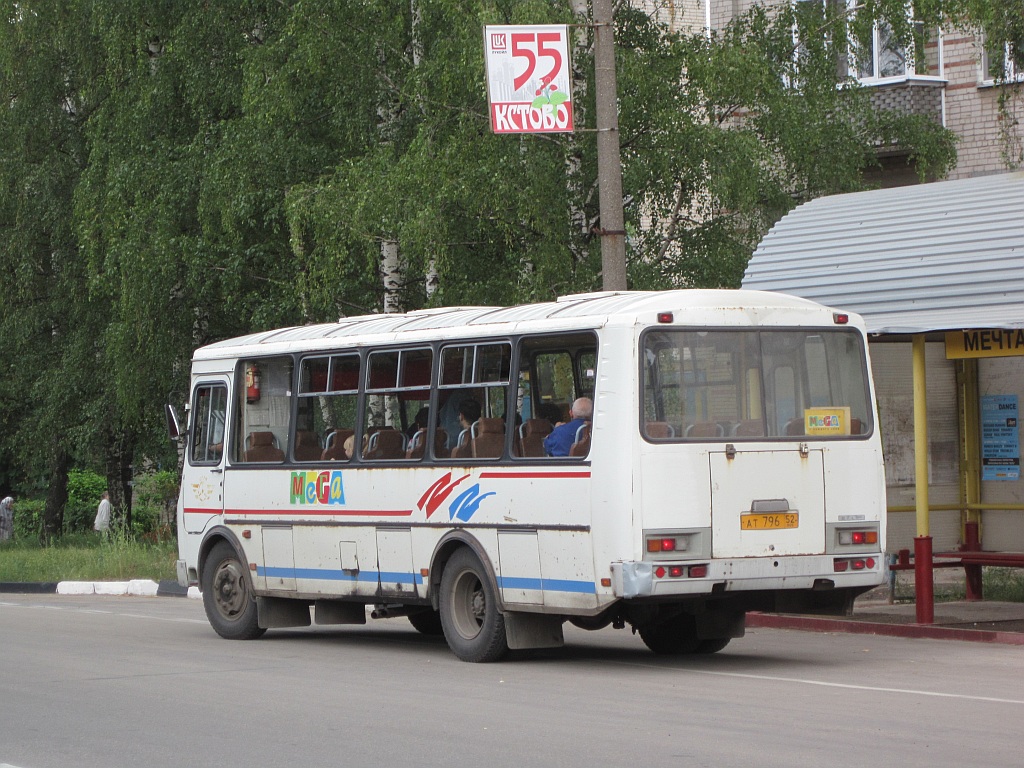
[484,25,573,134]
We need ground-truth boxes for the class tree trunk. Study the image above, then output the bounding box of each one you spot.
[106,428,135,532]
[42,446,70,543]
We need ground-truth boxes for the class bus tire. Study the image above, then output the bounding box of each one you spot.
[408,608,444,636]
[695,637,731,654]
[638,613,702,655]
[202,541,266,641]
[439,548,508,663]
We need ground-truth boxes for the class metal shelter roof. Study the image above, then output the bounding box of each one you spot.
[741,172,1024,334]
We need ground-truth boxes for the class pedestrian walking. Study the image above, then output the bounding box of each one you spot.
[0,496,13,541]
[93,491,111,534]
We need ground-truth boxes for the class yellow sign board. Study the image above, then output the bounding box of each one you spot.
[945,329,1024,359]
[804,407,851,436]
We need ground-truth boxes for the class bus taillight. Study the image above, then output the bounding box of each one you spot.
[834,556,876,572]
[837,528,879,546]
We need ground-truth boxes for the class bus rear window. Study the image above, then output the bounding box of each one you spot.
[642,329,872,440]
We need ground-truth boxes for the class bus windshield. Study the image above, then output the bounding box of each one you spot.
[642,328,872,439]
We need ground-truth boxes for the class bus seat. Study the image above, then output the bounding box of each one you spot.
[731,420,765,437]
[784,418,805,436]
[321,428,354,460]
[406,429,427,459]
[569,423,591,457]
[451,428,472,459]
[244,431,284,462]
[685,422,724,438]
[367,428,406,460]
[851,418,863,435]
[294,430,322,461]
[519,418,552,457]
[472,417,505,459]
[645,421,676,439]
[406,428,447,459]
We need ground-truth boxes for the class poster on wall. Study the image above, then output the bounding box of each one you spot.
[981,394,1020,481]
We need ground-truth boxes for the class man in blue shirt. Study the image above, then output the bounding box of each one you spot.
[543,397,593,457]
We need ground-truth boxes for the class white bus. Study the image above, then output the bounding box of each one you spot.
[170,290,886,662]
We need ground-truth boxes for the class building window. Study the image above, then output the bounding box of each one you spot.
[793,0,912,85]
[853,19,910,82]
[982,37,1024,85]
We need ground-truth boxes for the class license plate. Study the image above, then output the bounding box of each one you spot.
[740,512,799,530]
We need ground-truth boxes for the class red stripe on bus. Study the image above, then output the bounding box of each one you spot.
[478,471,591,479]
[226,508,413,517]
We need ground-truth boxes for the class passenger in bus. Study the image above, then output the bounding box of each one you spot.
[343,434,356,460]
[544,397,593,457]
[406,406,430,440]
[451,398,481,457]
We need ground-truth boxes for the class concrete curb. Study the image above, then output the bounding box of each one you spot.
[0,580,201,598]
[747,612,1024,646]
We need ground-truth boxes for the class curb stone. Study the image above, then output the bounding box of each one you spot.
[0,580,201,598]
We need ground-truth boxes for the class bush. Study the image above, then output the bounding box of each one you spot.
[11,498,45,541]
[65,469,107,534]
[132,470,179,539]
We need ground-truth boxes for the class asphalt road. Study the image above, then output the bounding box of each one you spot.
[1,594,1021,768]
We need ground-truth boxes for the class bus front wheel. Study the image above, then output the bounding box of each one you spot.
[202,541,266,641]
[439,548,508,663]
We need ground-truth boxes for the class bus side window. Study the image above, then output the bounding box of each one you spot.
[233,356,291,464]
[190,384,227,465]
[296,353,359,462]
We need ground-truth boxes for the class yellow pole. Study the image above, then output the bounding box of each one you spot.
[913,335,930,537]
[912,334,934,623]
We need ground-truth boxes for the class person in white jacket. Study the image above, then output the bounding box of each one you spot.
[93,492,111,534]
[0,496,13,541]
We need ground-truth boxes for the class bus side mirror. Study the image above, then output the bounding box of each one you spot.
[165,404,182,441]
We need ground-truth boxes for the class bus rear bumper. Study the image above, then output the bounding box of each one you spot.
[611,554,884,599]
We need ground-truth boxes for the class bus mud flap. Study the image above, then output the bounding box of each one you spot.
[257,596,312,629]
[504,613,564,650]
[314,600,367,625]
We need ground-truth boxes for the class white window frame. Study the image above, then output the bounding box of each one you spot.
[792,0,914,86]
[981,37,1024,86]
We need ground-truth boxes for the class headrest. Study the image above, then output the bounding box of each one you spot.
[251,431,274,446]
[478,417,503,434]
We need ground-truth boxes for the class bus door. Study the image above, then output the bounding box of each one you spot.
[181,379,228,534]
[709,448,826,558]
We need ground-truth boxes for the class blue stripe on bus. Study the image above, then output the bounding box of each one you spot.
[497,576,596,594]
[258,566,423,585]
[258,567,595,594]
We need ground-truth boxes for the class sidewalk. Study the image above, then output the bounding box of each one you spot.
[747,581,1024,645]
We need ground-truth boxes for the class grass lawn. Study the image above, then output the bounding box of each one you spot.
[0,534,177,583]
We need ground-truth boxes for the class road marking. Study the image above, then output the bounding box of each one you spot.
[0,601,207,624]
[608,659,1024,705]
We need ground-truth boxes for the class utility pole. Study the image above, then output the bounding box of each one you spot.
[592,0,627,291]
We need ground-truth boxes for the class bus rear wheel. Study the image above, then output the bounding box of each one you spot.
[638,613,703,655]
[439,548,508,663]
[202,541,266,640]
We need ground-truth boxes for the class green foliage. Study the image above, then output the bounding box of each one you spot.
[0,536,177,582]
[11,499,46,542]
[64,470,107,535]
[131,469,179,536]
[0,0,1003,501]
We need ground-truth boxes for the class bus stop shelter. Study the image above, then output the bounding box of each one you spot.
[742,171,1024,623]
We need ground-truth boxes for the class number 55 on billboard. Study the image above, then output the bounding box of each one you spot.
[484,25,573,134]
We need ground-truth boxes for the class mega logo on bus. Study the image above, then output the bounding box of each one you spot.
[290,470,345,506]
